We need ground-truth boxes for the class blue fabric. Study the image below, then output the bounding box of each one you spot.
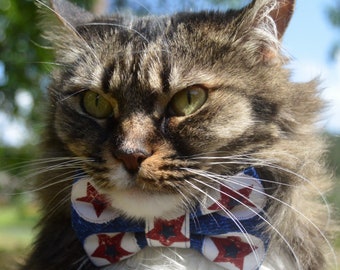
[71,167,269,269]
[72,208,267,248]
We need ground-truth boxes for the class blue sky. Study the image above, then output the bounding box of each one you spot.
[0,0,339,146]
[283,0,340,134]
[284,0,334,63]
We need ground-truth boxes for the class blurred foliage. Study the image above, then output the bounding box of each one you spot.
[327,135,340,212]
[0,0,48,126]
[327,0,340,59]
[328,135,340,177]
[328,2,340,26]
[0,0,94,122]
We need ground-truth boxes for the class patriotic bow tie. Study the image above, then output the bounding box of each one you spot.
[71,167,269,270]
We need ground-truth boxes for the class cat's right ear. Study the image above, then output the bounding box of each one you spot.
[234,0,295,66]
[36,0,94,48]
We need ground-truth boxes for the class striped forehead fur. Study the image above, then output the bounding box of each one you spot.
[39,0,284,89]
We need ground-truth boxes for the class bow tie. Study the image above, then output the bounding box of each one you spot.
[71,167,269,270]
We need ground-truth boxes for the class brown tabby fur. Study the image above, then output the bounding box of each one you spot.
[22,0,336,269]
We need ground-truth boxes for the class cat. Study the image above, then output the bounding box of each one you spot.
[22,0,336,269]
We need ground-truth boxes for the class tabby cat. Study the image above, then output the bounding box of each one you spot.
[22,0,335,269]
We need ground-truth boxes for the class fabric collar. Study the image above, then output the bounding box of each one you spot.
[71,167,269,270]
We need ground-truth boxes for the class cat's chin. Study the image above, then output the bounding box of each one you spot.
[106,188,185,220]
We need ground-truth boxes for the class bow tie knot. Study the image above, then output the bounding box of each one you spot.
[71,167,269,270]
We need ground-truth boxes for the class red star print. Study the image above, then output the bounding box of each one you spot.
[208,185,256,211]
[91,233,133,263]
[146,216,190,246]
[76,182,109,217]
[211,236,256,269]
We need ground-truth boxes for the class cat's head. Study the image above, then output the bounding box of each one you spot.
[39,0,321,219]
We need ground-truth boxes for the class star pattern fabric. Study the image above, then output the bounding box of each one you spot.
[71,167,269,270]
[211,236,256,269]
[91,233,134,263]
[207,185,256,212]
[146,215,190,247]
[76,182,109,218]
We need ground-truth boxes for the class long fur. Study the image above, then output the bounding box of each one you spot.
[22,0,337,269]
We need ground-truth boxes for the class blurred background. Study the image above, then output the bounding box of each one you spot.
[0,0,339,269]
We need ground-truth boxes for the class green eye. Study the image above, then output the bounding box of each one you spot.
[169,86,208,116]
[82,91,116,119]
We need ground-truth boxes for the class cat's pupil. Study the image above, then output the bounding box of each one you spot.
[81,90,114,119]
[187,91,192,105]
[95,94,100,106]
[169,86,208,116]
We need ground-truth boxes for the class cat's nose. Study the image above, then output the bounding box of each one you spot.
[114,149,149,173]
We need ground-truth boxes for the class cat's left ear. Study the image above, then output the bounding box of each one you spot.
[237,0,295,66]
[37,0,95,56]
[37,0,94,33]
[48,0,94,28]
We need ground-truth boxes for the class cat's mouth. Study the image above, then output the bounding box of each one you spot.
[101,152,187,193]
[93,152,194,218]
[102,173,188,219]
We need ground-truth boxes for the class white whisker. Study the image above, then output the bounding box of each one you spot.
[3,157,90,196]
[57,88,88,103]
[83,22,150,44]
[194,155,333,230]
[185,166,338,270]
[185,169,303,269]
[33,61,72,68]
[184,178,263,267]
[44,184,72,219]
[73,255,90,270]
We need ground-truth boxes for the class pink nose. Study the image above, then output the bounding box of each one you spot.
[114,150,149,173]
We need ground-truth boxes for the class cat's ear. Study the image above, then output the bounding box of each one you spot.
[267,0,294,40]
[48,0,94,28]
[236,0,295,66]
[37,0,94,28]
[37,0,94,50]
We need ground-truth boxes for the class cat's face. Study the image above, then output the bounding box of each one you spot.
[46,0,295,219]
